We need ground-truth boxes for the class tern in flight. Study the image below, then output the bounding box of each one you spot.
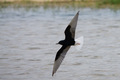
[52,11,84,76]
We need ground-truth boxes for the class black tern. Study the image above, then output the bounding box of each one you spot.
[52,11,83,76]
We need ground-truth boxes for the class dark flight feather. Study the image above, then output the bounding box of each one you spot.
[52,46,70,76]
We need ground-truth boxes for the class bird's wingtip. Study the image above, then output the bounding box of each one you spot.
[52,71,55,76]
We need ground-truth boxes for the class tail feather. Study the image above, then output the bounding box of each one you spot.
[75,36,84,51]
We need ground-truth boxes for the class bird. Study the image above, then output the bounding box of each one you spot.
[52,11,83,76]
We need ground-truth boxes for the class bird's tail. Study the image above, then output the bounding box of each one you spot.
[75,36,84,51]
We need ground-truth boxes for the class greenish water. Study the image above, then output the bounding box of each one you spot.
[100,0,120,4]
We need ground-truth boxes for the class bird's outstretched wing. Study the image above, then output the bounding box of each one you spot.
[52,45,71,76]
[64,11,79,40]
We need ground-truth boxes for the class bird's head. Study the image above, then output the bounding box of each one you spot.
[56,40,64,45]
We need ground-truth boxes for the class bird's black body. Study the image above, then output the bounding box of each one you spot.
[58,39,75,46]
[58,25,75,46]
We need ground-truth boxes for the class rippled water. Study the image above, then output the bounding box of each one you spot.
[0,6,120,80]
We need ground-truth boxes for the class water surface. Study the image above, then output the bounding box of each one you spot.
[0,6,120,80]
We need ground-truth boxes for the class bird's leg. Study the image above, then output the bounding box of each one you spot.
[75,42,80,45]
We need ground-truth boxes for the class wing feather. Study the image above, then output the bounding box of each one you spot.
[52,46,70,76]
[64,11,79,39]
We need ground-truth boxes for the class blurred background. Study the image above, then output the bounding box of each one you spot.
[0,0,120,80]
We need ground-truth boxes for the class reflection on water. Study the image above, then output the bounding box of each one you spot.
[0,6,120,80]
